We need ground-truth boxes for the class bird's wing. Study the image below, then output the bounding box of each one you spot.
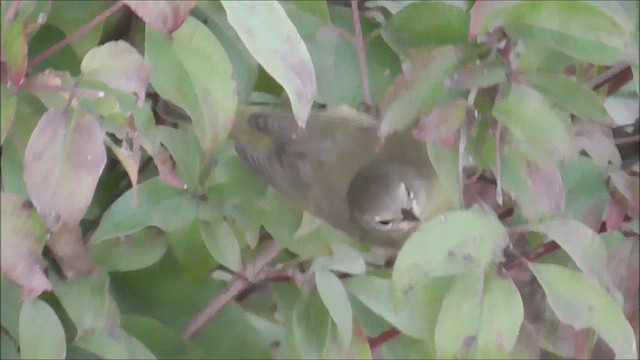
[233,109,379,236]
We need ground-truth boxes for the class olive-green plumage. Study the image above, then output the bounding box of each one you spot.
[231,105,453,249]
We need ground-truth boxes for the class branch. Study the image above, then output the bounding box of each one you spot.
[27,1,126,71]
[351,0,372,106]
[182,240,284,341]
[587,61,633,96]
[368,327,401,350]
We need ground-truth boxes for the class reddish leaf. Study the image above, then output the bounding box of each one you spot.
[413,99,466,148]
[468,1,518,40]
[81,40,151,106]
[609,171,640,220]
[606,197,627,232]
[527,162,565,214]
[446,62,506,90]
[124,1,196,34]
[151,147,187,190]
[1,20,28,86]
[0,193,51,300]
[573,122,621,168]
[23,109,107,228]
[48,223,95,279]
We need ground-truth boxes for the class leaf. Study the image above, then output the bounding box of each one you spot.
[292,292,332,359]
[1,275,23,339]
[427,143,461,207]
[150,147,188,190]
[381,1,469,54]
[528,263,637,359]
[1,18,28,86]
[23,109,107,228]
[283,4,401,108]
[609,170,640,220]
[0,193,50,300]
[468,1,519,40]
[493,84,574,163]
[1,87,18,144]
[146,16,237,158]
[81,40,151,106]
[194,2,259,102]
[90,177,197,242]
[524,72,611,124]
[474,273,524,358]
[501,156,565,221]
[502,1,637,65]
[75,326,157,359]
[19,299,66,359]
[529,219,619,298]
[345,275,434,339]
[48,223,95,279]
[199,219,241,272]
[379,46,461,138]
[559,156,610,221]
[446,62,507,90]
[125,1,196,34]
[52,272,111,335]
[393,208,507,293]
[157,125,202,192]
[121,315,196,359]
[105,138,141,204]
[435,271,484,358]
[413,99,466,148]
[46,1,109,58]
[573,122,622,168]
[315,268,353,347]
[222,1,316,127]
[89,227,168,272]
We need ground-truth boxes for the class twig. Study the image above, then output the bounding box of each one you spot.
[350,0,372,106]
[503,241,561,271]
[27,1,126,71]
[368,327,401,350]
[587,61,632,94]
[182,240,284,341]
[614,134,639,145]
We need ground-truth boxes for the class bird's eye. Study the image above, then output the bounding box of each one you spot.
[376,219,393,226]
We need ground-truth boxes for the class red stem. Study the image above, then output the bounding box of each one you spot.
[350,0,372,107]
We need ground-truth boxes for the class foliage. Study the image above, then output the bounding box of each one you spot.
[1,0,638,359]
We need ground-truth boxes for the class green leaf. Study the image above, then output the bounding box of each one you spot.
[527,219,619,300]
[121,315,202,359]
[0,87,17,144]
[315,268,353,347]
[474,272,524,358]
[194,2,259,102]
[52,273,111,335]
[1,193,50,299]
[90,177,197,242]
[435,271,484,358]
[1,275,22,339]
[284,4,401,108]
[47,1,109,58]
[81,40,151,106]
[393,208,507,293]
[559,156,611,220]
[146,16,237,158]
[529,263,637,359]
[292,292,332,358]
[500,155,566,221]
[345,275,435,339]
[199,219,242,272]
[1,18,27,86]
[427,143,461,208]
[24,109,107,226]
[524,72,611,124]
[381,1,469,55]
[157,125,203,193]
[503,1,636,65]
[493,84,574,163]
[221,1,316,127]
[19,299,66,359]
[75,326,156,359]
[89,227,168,272]
[1,331,19,360]
[379,46,461,138]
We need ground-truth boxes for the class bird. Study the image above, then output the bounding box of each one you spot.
[230,105,453,250]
